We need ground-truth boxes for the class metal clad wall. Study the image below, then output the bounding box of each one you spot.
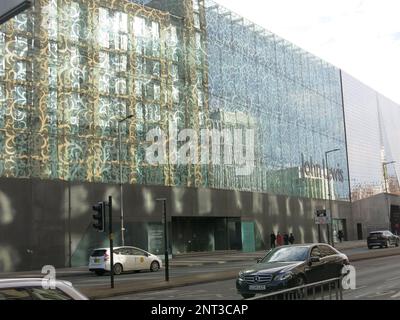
[343,72,400,200]
[377,94,400,193]
[342,72,384,200]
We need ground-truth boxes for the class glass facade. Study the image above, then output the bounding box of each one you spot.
[0,0,350,201]
[203,0,349,200]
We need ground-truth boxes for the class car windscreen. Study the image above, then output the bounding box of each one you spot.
[29,287,73,300]
[91,250,106,257]
[260,247,309,263]
[369,232,383,236]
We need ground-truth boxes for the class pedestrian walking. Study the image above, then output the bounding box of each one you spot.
[283,233,289,245]
[270,232,276,249]
[289,233,295,245]
[276,232,283,246]
[338,230,344,243]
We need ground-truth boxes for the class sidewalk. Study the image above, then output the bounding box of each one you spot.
[169,240,367,266]
[0,240,366,279]
[334,240,366,250]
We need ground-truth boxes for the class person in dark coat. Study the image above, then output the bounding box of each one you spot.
[270,232,276,249]
[338,230,344,243]
[283,233,289,245]
[289,233,295,245]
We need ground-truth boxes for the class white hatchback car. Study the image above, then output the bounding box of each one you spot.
[88,246,162,276]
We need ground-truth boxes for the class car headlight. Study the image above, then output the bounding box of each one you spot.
[238,271,245,280]
[274,272,293,281]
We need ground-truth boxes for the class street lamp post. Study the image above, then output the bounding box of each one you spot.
[383,161,396,193]
[156,198,169,282]
[325,148,340,247]
[117,114,133,246]
[383,161,396,231]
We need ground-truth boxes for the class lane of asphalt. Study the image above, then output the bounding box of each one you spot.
[105,279,240,300]
[60,261,255,288]
[58,246,382,288]
[341,255,400,300]
[104,254,400,300]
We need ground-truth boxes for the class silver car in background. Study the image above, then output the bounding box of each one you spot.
[0,278,88,300]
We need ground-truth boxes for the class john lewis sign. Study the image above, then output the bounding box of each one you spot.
[299,153,345,183]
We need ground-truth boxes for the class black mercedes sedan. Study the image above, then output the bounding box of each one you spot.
[236,244,349,299]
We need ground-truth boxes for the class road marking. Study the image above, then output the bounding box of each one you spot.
[368,290,397,298]
[354,293,370,299]
[352,285,367,291]
[387,276,400,281]
[343,285,367,294]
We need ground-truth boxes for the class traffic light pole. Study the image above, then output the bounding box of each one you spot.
[108,196,114,289]
[92,197,114,289]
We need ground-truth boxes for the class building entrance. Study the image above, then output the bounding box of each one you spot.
[171,217,242,254]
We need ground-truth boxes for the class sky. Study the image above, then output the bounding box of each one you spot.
[214,0,400,105]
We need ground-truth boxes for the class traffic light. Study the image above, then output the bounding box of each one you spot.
[92,202,105,232]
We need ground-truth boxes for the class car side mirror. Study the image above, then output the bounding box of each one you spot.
[256,258,262,263]
[309,256,320,264]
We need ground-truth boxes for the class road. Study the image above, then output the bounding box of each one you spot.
[103,255,400,300]
[58,261,254,288]
[55,246,371,288]
[56,246,369,289]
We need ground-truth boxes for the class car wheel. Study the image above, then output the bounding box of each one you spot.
[150,261,160,272]
[241,293,255,299]
[94,270,105,276]
[113,263,123,275]
[396,241,399,247]
[368,246,372,249]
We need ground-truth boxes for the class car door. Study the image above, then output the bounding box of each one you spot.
[120,248,135,271]
[113,248,127,269]
[388,231,397,245]
[319,245,342,279]
[386,232,392,245]
[138,249,152,269]
[130,248,148,271]
[383,231,392,245]
[305,246,326,283]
